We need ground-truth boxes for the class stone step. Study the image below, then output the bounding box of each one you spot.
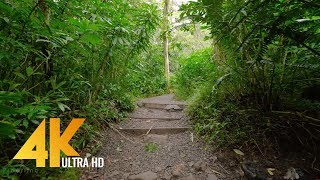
[138,94,187,110]
[139,102,186,110]
[129,108,184,120]
[118,127,191,135]
[119,119,190,129]
[128,117,182,121]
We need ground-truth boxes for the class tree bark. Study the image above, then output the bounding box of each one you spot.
[163,0,170,88]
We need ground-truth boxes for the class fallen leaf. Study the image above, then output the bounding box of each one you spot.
[284,167,299,180]
[85,153,92,158]
[116,147,122,152]
[267,168,275,175]
[233,149,244,156]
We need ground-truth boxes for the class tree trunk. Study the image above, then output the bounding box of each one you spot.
[163,0,170,88]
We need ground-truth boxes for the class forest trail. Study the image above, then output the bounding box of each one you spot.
[81,94,238,180]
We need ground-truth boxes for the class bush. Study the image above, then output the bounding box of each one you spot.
[181,0,320,165]
[126,45,167,97]
[172,48,215,99]
[0,0,160,178]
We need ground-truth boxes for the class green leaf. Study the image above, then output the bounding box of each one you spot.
[58,102,65,112]
[26,67,33,77]
[2,17,9,23]
[52,81,66,90]
[13,120,22,126]
[8,134,16,139]
[22,119,29,128]
[15,129,24,134]
[144,143,158,153]
[57,102,70,112]
[27,110,35,119]
[0,91,21,102]
[66,36,74,41]
[215,73,231,87]
[9,83,21,91]
[31,119,40,124]
[241,9,247,16]
[0,121,15,137]
[81,33,101,46]
[0,104,16,116]
[14,72,26,80]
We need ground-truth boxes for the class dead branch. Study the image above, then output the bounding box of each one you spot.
[272,111,320,123]
[108,123,137,144]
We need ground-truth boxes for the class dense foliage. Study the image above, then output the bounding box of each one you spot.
[172,48,215,99]
[180,0,320,170]
[127,45,166,97]
[0,0,160,178]
[1,0,319,177]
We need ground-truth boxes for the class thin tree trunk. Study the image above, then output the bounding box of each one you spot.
[38,0,53,90]
[163,0,170,88]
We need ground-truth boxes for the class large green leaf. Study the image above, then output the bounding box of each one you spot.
[81,33,102,46]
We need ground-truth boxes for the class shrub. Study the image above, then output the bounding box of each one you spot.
[172,48,215,99]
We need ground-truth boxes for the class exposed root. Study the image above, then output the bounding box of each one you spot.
[145,125,154,136]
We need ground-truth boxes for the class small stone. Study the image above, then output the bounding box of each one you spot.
[172,169,183,177]
[238,168,245,177]
[155,166,162,172]
[216,154,226,162]
[111,159,119,163]
[123,173,130,179]
[110,170,120,177]
[164,104,182,112]
[137,102,144,107]
[193,161,207,172]
[205,168,212,174]
[229,161,236,167]
[172,163,186,178]
[241,161,268,180]
[284,167,299,180]
[188,161,195,167]
[210,156,217,163]
[128,171,158,180]
[116,147,122,152]
[184,174,197,180]
[180,153,186,158]
[162,174,171,180]
[85,153,92,158]
[207,174,218,180]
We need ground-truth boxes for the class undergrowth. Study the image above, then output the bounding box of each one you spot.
[0,0,162,178]
[178,0,320,173]
[172,48,215,99]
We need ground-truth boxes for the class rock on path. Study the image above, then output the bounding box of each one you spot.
[81,94,239,180]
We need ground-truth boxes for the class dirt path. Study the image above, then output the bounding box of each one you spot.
[81,94,240,180]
